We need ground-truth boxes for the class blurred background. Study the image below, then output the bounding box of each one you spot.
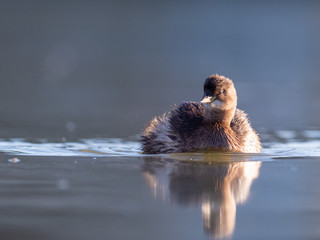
[0,0,319,138]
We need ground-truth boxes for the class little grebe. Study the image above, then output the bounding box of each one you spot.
[141,74,261,154]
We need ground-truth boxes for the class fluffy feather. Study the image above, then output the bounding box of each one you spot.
[141,102,261,154]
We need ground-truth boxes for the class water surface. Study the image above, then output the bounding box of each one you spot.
[1,130,320,240]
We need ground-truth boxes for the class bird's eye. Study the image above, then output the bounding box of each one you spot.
[219,89,226,95]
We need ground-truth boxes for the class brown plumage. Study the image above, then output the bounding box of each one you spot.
[141,74,261,154]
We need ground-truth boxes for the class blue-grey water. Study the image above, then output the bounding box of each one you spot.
[1,130,320,240]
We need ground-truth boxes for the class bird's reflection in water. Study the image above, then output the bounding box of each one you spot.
[142,153,261,239]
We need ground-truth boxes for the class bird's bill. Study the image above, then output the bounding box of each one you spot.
[201,96,216,103]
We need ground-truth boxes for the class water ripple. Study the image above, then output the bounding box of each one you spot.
[0,130,320,159]
[0,138,141,157]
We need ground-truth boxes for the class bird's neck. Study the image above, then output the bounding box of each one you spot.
[204,108,235,127]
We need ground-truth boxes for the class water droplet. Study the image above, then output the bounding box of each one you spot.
[8,157,21,163]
